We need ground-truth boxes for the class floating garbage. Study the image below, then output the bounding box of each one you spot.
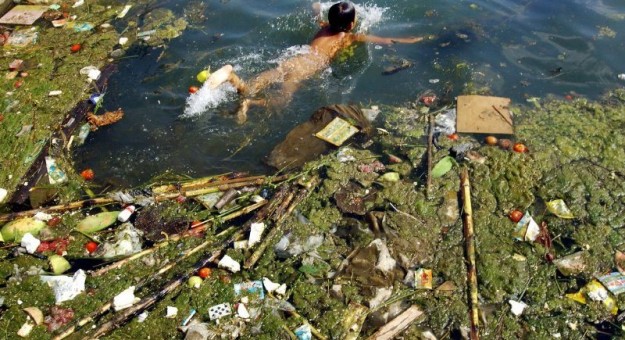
[0,188,7,203]
[218,255,240,273]
[235,280,264,300]
[208,303,231,321]
[508,300,527,316]
[113,286,137,311]
[45,156,67,184]
[165,306,178,318]
[415,268,433,290]
[79,65,100,82]
[248,222,265,247]
[596,272,625,296]
[546,199,574,219]
[294,324,312,340]
[40,270,86,304]
[20,233,41,254]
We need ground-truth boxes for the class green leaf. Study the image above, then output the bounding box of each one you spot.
[431,156,455,178]
[75,211,120,234]
[1,217,46,242]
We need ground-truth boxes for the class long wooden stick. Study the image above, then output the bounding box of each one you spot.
[155,174,289,201]
[0,174,287,223]
[460,167,479,340]
[0,197,117,223]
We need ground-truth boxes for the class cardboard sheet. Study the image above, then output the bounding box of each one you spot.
[456,95,514,134]
[0,5,47,25]
[315,117,359,146]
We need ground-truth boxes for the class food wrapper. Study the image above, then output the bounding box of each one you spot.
[596,272,625,296]
[566,280,618,315]
[234,280,264,300]
[415,268,433,290]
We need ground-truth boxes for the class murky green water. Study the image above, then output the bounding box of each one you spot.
[75,0,625,187]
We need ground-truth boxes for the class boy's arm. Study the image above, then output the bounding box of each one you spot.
[355,34,426,44]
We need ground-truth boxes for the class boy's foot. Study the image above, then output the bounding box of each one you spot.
[206,64,234,89]
[235,99,250,124]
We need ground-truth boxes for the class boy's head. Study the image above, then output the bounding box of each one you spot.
[328,2,356,32]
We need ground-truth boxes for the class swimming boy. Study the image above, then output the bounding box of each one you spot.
[206,1,426,123]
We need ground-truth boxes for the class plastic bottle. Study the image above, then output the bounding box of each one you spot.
[117,205,136,222]
[76,123,91,144]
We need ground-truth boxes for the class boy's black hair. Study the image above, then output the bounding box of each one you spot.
[328,2,356,32]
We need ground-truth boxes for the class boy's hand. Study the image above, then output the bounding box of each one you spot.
[391,36,424,44]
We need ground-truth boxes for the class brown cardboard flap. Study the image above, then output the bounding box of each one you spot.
[456,95,514,134]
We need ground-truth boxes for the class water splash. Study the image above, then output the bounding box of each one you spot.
[181,82,236,118]
[317,1,388,33]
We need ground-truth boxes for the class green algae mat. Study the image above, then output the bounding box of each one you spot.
[1,91,625,338]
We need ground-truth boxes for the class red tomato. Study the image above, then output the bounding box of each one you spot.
[512,143,528,153]
[188,86,199,94]
[70,44,81,53]
[198,267,212,279]
[447,133,459,141]
[509,210,524,223]
[80,168,95,181]
[85,241,98,253]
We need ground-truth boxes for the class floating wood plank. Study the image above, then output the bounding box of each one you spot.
[456,95,513,134]
[367,305,424,340]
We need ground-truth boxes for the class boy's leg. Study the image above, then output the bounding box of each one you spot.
[235,98,267,124]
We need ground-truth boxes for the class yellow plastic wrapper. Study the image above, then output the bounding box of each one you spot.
[566,280,618,315]
[546,199,574,219]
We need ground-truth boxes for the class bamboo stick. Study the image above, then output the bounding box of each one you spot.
[155,174,289,201]
[460,167,479,340]
[0,197,116,223]
[150,173,232,194]
[244,177,318,270]
[426,113,434,195]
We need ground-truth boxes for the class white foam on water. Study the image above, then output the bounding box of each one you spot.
[268,45,312,64]
[181,82,236,118]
